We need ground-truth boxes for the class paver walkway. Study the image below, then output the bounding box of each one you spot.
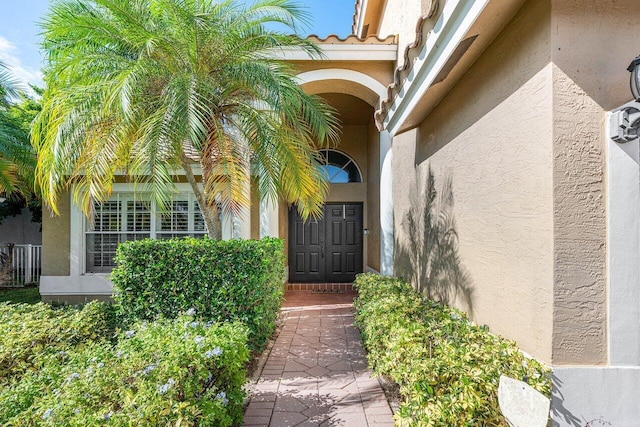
[242,290,395,427]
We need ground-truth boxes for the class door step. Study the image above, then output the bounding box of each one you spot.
[286,283,354,292]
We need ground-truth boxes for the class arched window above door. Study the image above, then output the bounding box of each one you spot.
[318,149,362,183]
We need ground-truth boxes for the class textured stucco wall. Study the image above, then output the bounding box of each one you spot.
[41,192,71,276]
[367,118,381,272]
[393,0,555,362]
[548,0,640,366]
[551,65,607,365]
[378,0,423,67]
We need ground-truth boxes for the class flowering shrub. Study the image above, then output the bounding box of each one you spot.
[111,237,285,351]
[0,309,249,426]
[0,301,116,383]
[353,274,551,426]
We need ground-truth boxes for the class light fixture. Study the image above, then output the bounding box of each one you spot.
[610,55,640,143]
[628,55,640,101]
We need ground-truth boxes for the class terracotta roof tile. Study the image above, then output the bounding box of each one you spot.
[306,34,396,45]
[374,1,439,130]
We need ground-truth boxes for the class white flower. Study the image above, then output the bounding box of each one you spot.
[186,308,196,316]
[190,321,199,329]
[194,335,205,346]
[97,362,104,369]
[104,411,113,420]
[125,330,136,338]
[42,409,53,419]
[73,408,80,414]
[115,350,124,358]
[67,372,81,382]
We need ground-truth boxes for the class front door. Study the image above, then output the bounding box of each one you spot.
[289,203,363,282]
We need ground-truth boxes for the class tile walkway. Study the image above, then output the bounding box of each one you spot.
[242,289,395,427]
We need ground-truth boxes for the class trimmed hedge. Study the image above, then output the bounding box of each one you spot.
[353,274,551,426]
[0,308,249,426]
[111,237,285,351]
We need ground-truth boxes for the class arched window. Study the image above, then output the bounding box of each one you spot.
[318,149,362,183]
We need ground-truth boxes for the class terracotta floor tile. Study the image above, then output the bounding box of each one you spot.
[242,289,393,427]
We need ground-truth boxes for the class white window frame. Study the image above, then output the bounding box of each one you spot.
[71,183,233,276]
[318,149,363,183]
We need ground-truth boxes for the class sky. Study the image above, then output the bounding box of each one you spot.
[0,0,356,90]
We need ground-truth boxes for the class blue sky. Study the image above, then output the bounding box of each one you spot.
[0,0,356,89]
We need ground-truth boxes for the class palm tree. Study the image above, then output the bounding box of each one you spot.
[34,0,339,239]
[0,62,34,197]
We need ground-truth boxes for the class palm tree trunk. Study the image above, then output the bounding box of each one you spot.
[180,155,222,240]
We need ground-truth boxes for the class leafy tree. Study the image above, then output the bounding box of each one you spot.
[35,0,339,239]
[0,63,39,226]
[0,63,36,198]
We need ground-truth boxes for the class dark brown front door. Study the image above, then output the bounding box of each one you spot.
[289,203,363,283]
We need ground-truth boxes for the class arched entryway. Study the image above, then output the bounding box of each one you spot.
[289,149,364,283]
[274,43,397,284]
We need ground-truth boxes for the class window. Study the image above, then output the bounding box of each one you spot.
[85,193,208,273]
[318,149,362,183]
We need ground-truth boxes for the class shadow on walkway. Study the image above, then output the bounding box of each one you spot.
[243,290,394,427]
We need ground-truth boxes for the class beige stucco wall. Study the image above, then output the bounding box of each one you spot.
[377,0,423,67]
[41,192,71,276]
[393,0,555,362]
[548,0,640,365]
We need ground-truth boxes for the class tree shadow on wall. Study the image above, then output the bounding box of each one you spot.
[395,166,474,313]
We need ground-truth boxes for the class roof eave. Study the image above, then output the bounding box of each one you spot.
[376,0,526,135]
[272,35,397,62]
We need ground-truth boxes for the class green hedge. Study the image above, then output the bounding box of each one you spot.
[0,308,249,426]
[111,237,285,351]
[353,274,551,426]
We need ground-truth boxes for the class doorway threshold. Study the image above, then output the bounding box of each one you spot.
[286,282,354,292]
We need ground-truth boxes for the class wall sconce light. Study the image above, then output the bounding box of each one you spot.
[610,55,640,143]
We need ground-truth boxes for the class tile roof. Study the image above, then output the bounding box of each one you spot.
[374,1,439,130]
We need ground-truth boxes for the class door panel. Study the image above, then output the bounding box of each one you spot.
[288,203,363,283]
[289,208,325,282]
[325,203,363,282]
